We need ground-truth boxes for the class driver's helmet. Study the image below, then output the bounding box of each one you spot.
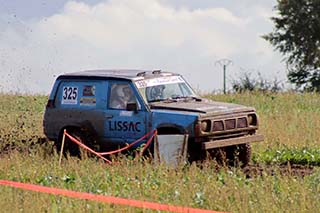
[115,85,125,98]
[151,85,165,99]
[122,85,133,101]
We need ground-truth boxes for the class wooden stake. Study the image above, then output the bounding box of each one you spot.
[59,129,66,166]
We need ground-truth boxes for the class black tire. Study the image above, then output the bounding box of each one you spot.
[226,143,252,167]
[55,129,85,158]
[207,147,228,165]
[238,143,252,167]
[207,143,251,167]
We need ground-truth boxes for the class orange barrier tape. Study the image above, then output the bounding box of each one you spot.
[64,129,157,163]
[99,130,157,155]
[64,130,112,164]
[0,180,224,213]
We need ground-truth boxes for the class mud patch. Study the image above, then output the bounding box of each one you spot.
[0,136,50,156]
[0,137,318,178]
[243,163,315,178]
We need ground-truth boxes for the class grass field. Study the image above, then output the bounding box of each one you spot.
[0,93,319,212]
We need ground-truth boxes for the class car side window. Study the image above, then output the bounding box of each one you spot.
[108,83,137,110]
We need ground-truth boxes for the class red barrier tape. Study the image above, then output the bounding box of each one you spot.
[64,131,112,164]
[99,130,157,155]
[64,129,157,164]
[0,180,223,213]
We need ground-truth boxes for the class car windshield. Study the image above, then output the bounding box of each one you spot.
[134,75,197,103]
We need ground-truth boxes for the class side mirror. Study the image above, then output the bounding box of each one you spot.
[126,102,138,111]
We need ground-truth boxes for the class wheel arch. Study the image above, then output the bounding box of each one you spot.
[156,123,186,135]
[57,120,98,142]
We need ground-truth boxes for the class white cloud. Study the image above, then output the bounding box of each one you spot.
[0,0,285,94]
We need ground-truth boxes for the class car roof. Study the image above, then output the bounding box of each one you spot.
[57,69,179,81]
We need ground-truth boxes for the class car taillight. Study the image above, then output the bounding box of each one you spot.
[46,100,55,108]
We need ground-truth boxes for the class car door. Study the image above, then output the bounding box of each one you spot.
[103,81,149,147]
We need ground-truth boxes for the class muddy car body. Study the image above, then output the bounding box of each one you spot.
[44,69,263,165]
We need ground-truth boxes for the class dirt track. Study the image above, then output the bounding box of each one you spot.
[0,137,317,178]
[243,163,315,178]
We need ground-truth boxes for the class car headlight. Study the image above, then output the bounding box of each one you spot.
[248,114,257,126]
[200,120,211,132]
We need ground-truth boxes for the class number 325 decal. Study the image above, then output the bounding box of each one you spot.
[61,86,78,104]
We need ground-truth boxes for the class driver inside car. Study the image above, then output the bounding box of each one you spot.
[150,85,165,100]
[110,85,135,109]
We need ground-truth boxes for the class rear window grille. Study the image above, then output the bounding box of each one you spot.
[209,117,249,133]
[225,119,236,130]
[213,121,224,131]
[237,117,248,128]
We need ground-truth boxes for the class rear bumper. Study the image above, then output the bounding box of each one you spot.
[201,134,264,150]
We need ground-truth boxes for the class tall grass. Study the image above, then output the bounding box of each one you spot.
[0,93,320,212]
[1,151,319,212]
[0,95,46,148]
[206,92,320,149]
[0,153,320,212]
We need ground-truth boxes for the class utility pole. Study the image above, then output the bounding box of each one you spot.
[215,59,233,94]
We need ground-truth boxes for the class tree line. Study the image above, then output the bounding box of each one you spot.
[263,0,320,92]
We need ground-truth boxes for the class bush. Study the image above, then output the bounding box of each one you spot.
[231,72,283,93]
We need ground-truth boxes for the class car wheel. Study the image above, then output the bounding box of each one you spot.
[55,129,87,158]
[226,143,251,167]
[238,143,251,167]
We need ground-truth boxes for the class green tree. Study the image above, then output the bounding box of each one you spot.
[264,0,320,91]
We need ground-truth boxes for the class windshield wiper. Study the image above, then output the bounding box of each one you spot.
[148,96,201,103]
[171,96,202,101]
[190,96,202,101]
[148,98,177,103]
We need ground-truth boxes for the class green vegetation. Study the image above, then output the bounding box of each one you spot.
[253,148,320,166]
[0,93,320,212]
[264,0,320,91]
[206,92,320,149]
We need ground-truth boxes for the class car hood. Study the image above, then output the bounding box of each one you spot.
[149,98,255,116]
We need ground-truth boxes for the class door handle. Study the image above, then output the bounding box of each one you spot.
[104,114,113,119]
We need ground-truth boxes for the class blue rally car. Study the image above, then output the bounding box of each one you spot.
[43,69,264,165]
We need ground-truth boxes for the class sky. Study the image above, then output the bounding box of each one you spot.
[0,0,286,94]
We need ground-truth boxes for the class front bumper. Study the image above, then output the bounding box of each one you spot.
[201,134,264,150]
